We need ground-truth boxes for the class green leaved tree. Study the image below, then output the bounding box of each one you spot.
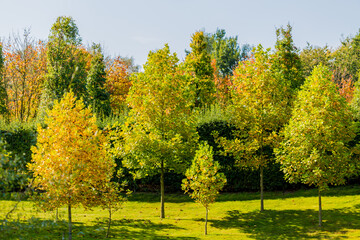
[0,43,8,116]
[206,29,250,77]
[183,31,215,108]
[275,64,358,227]
[40,16,87,113]
[28,91,115,240]
[272,24,304,91]
[300,43,332,79]
[182,142,226,235]
[86,43,111,117]
[219,45,292,211]
[119,44,198,218]
[332,29,360,83]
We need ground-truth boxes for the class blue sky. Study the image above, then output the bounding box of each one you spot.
[1,0,359,67]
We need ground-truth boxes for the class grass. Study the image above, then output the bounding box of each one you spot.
[1,186,360,239]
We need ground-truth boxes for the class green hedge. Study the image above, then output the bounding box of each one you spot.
[0,122,37,192]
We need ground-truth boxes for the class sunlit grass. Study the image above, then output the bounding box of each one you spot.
[1,186,360,239]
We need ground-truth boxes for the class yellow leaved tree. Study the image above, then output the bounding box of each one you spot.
[28,91,115,240]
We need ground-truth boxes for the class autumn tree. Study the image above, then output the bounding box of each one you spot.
[28,91,115,240]
[219,45,291,211]
[41,16,87,112]
[0,43,7,116]
[183,31,215,108]
[119,44,198,218]
[182,142,226,235]
[3,29,46,121]
[211,59,232,106]
[86,44,111,117]
[276,65,358,227]
[337,77,355,103]
[104,56,132,115]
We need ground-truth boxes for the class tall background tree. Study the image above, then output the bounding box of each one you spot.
[40,16,87,113]
[104,56,134,115]
[0,42,8,116]
[206,29,250,77]
[300,43,332,79]
[119,44,198,218]
[332,29,360,83]
[3,29,46,121]
[276,65,358,227]
[183,31,215,108]
[272,24,304,91]
[86,43,111,117]
[204,29,251,106]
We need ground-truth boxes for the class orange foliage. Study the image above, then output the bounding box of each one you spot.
[211,59,232,106]
[105,57,131,114]
[4,41,47,121]
[77,45,93,72]
[336,77,354,103]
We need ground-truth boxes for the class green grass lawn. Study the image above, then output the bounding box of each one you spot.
[1,186,360,239]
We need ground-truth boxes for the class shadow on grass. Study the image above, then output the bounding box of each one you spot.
[208,208,360,239]
[129,185,360,203]
[1,217,198,240]
[108,219,197,239]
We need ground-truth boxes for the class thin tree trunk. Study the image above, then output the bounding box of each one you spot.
[55,208,58,222]
[106,207,111,238]
[68,204,72,240]
[318,187,322,227]
[160,159,165,219]
[205,207,208,235]
[260,165,264,212]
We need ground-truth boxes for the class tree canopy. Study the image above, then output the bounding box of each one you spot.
[119,44,198,218]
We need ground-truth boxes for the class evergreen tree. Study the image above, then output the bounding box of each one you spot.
[86,44,111,117]
[183,31,215,108]
[0,43,8,116]
[272,24,304,90]
[41,16,87,112]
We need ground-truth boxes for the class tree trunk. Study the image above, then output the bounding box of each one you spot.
[205,207,208,235]
[160,159,165,219]
[68,204,72,240]
[55,208,58,222]
[260,165,264,212]
[106,207,111,238]
[318,187,322,227]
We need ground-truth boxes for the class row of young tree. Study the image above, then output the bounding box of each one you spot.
[3,16,360,237]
